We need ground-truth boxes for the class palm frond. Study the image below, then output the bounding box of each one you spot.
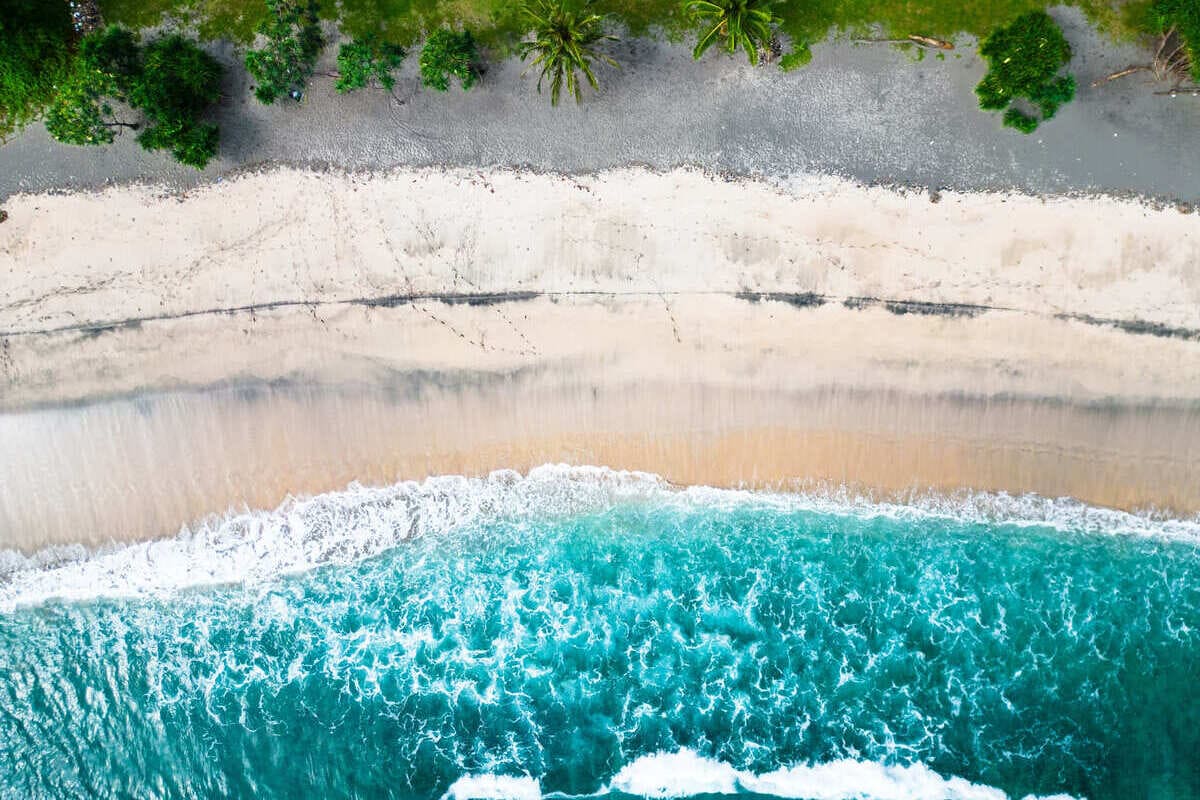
[686,0,778,65]
[519,0,619,105]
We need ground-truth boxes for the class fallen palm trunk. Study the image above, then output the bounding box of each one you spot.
[851,34,954,50]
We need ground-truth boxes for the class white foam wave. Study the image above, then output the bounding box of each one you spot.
[2,463,1196,612]
[604,750,1082,800]
[608,749,742,796]
[442,775,541,800]
[445,750,1085,800]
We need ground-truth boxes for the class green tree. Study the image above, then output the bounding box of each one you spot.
[44,26,142,146]
[132,35,223,168]
[419,28,480,92]
[336,35,406,92]
[45,26,223,169]
[245,0,324,104]
[518,0,617,105]
[0,0,76,140]
[975,12,1076,134]
[686,0,779,66]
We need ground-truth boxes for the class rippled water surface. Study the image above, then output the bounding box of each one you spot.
[2,470,1198,799]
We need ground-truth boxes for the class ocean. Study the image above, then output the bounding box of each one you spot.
[1,466,1197,800]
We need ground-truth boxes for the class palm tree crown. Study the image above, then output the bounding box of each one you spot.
[519,0,618,105]
[687,0,779,66]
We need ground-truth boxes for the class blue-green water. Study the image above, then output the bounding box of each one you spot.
[1,469,1198,800]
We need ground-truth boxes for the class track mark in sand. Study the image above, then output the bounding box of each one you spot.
[661,294,682,344]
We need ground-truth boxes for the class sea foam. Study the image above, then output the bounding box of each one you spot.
[442,750,1085,800]
[2,464,1196,612]
[442,775,542,800]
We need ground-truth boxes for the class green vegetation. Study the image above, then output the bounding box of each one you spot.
[244,0,324,103]
[688,0,779,66]
[44,26,223,167]
[131,35,223,166]
[975,11,1076,133]
[99,0,1154,58]
[0,0,1180,149]
[336,35,406,92]
[778,43,812,71]
[518,0,617,105]
[0,0,75,140]
[45,26,142,146]
[419,29,481,92]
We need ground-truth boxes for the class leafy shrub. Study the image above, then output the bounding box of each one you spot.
[975,11,1075,133]
[0,0,75,140]
[336,35,406,92]
[419,28,480,92]
[245,0,324,104]
[779,43,812,72]
[1003,107,1039,133]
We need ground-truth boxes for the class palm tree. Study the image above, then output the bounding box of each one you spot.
[519,0,618,105]
[687,0,779,66]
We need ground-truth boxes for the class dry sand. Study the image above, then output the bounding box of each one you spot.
[0,167,1198,548]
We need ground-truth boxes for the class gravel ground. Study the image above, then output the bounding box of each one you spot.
[1,7,1197,201]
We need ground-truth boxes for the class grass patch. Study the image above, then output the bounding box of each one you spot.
[100,0,1148,49]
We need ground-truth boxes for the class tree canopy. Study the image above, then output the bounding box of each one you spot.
[245,0,325,103]
[518,0,617,105]
[975,11,1075,133]
[336,35,406,92]
[44,26,142,146]
[45,26,224,168]
[0,0,76,140]
[133,35,223,167]
[419,29,481,92]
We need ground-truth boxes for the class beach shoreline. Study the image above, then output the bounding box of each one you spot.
[1,165,1198,547]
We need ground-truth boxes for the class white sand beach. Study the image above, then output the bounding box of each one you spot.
[1,167,1198,547]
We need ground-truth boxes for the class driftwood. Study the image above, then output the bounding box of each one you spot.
[851,34,954,51]
[1091,66,1150,87]
[1092,28,1193,89]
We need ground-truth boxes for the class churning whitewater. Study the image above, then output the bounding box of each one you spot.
[1,467,1198,800]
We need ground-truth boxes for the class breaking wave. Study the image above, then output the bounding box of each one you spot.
[2,464,1197,612]
[2,465,1198,799]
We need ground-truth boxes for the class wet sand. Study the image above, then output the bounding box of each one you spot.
[1,168,1198,548]
[2,369,1198,550]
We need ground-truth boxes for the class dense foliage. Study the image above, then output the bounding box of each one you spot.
[975,11,1075,133]
[44,26,141,146]
[687,0,779,66]
[244,0,324,103]
[518,0,617,105]
[336,35,406,92]
[0,0,75,140]
[45,26,223,168]
[133,35,223,166]
[419,29,481,92]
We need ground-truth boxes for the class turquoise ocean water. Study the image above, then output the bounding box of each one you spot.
[1,467,1198,800]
